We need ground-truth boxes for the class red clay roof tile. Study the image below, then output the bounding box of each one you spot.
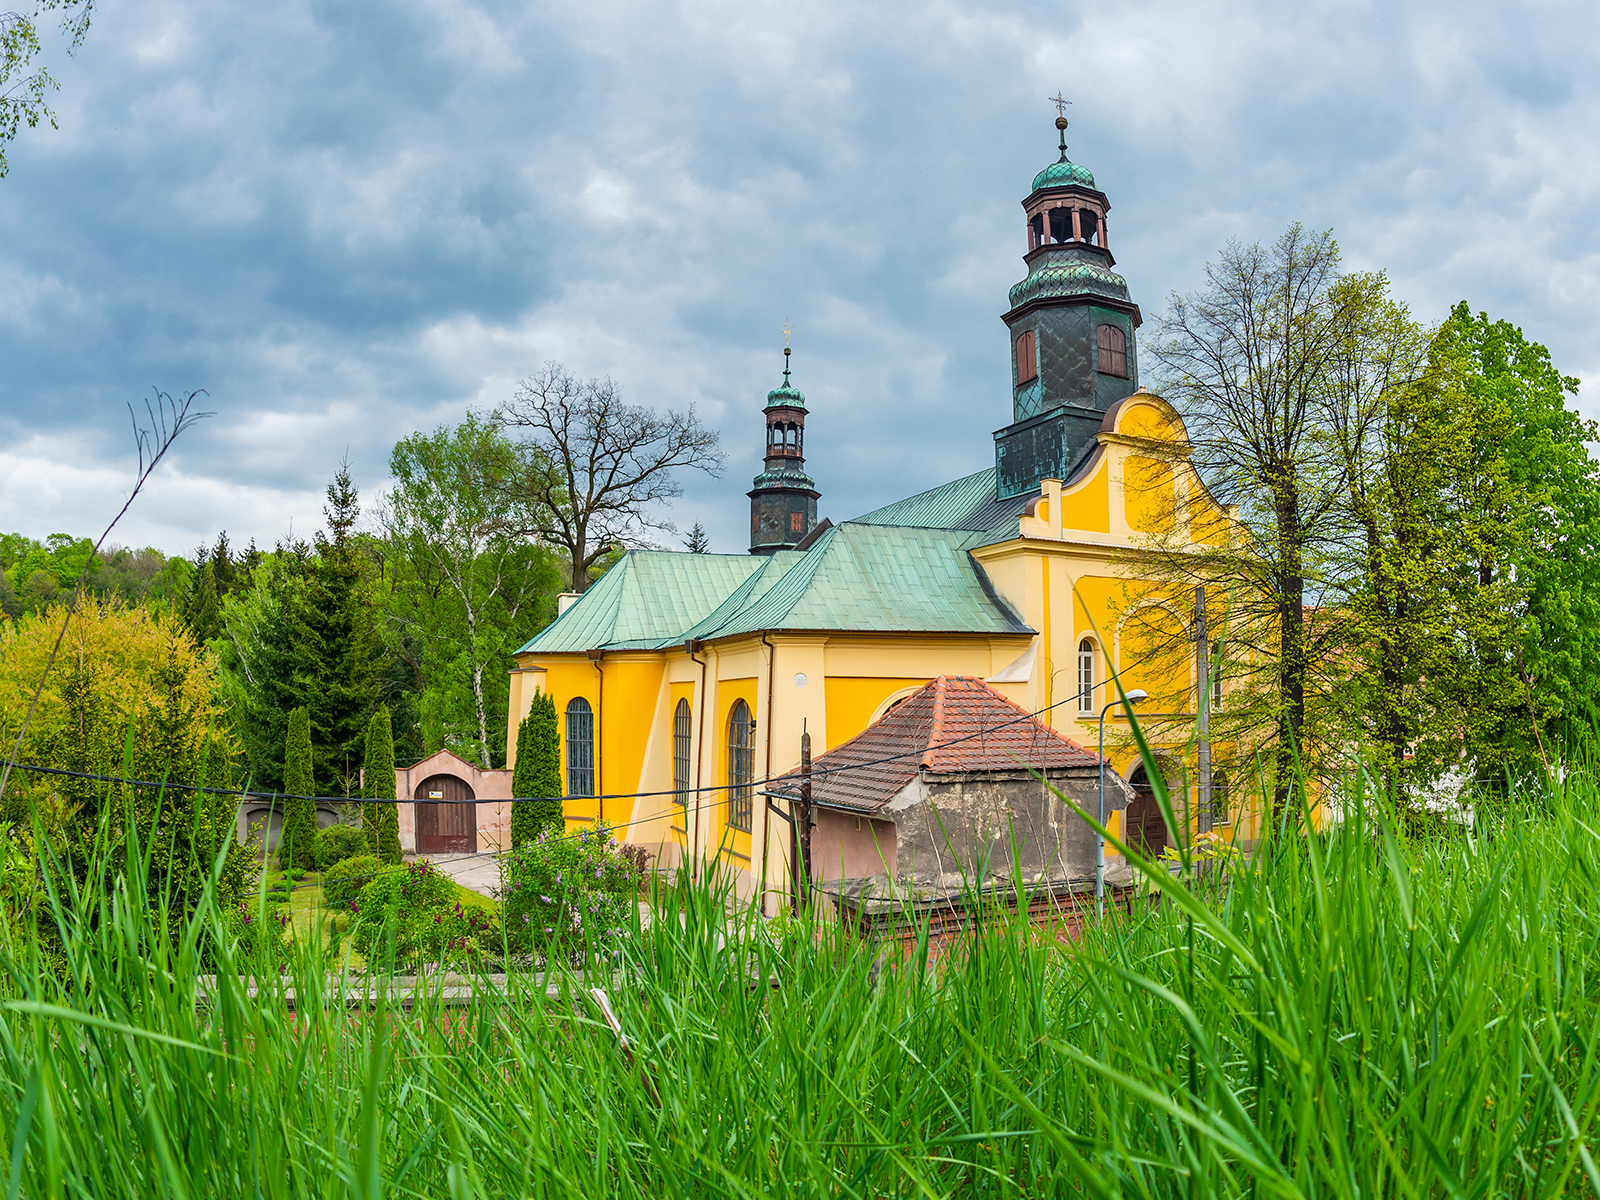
[766,675,1104,813]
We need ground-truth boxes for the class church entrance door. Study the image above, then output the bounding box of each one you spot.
[414,774,477,854]
[1124,765,1168,861]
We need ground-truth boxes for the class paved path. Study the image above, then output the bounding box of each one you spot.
[419,851,501,898]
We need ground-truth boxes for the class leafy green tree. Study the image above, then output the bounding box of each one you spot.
[0,598,257,913]
[278,707,316,871]
[383,418,558,767]
[0,0,94,177]
[1441,305,1600,782]
[510,691,562,846]
[362,705,401,864]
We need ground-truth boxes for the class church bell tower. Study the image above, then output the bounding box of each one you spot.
[993,106,1142,499]
[748,340,819,555]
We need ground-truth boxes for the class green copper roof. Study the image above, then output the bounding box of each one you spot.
[1032,159,1096,191]
[684,523,1030,640]
[515,552,765,654]
[765,383,806,410]
[751,465,816,491]
[1008,257,1131,310]
[853,468,1011,531]
[516,522,1032,655]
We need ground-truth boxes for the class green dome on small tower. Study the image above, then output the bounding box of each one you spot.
[1031,158,1096,192]
[766,382,806,409]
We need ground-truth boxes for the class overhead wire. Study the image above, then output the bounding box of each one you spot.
[6,685,1118,903]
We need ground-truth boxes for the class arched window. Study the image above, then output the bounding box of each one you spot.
[1211,769,1230,826]
[1015,330,1038,385]
[672,699,691,806]
[1079,209,1100,245]
[565,697,594,797]
[1078,638,1095,714]
[1096,324,1128,378]
[727,699,755,833]
[1049,207,1069,243]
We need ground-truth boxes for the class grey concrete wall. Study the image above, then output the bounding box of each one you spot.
[881,767,1128,890]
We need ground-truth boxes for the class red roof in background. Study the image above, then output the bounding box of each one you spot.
[766,675,1105,814]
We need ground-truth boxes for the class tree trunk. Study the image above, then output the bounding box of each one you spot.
[571,525,587,594]
[1273,481,1306,818]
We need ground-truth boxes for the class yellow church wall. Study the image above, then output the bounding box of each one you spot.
[824,677,931,748]
[1125,455,1175,534]
[1060,451,1111,534]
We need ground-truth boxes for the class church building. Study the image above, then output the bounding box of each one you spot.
[506,118,1249,907]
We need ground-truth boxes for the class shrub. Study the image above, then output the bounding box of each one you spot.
[498,822,637,954]
[229,901,289,962]
[362,706,401,864]
[510,691,562,847]
[323,854,389,908]
[349,860,491,967]
[279,707,316,871]
[313,824,366,870]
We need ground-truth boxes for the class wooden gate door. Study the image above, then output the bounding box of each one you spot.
[414,774,477,854]
[1125,769,1168,861]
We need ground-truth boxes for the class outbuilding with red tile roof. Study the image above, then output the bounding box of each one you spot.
[766,675,1133,903]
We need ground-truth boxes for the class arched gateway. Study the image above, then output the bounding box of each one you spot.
[413,773,477,853]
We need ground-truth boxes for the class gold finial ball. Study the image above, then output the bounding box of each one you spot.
[1055,116,1069,130]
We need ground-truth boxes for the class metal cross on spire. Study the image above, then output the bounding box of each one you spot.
[782,319,793,384]
[1048,93,1072,161]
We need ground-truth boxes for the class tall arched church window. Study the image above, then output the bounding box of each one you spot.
[1078,638,1095,714]
[1211,770,1230,826]
[1096,324,1129,378]
[566,698,594,797]
[727,700,755,833]
[672,699,691,806]
[1015,330,1038,385]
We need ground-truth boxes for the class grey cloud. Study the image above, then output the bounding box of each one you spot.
[1,0,1596,556]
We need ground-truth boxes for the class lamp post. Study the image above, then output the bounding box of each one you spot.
[1098,688,1148,920]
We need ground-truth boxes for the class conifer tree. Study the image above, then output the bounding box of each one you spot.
[279,707,316,871]
[297,462,382,792]
[510,690,562,846]
[362,704,401,864]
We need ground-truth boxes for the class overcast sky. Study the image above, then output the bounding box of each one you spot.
[3,0,1597,558]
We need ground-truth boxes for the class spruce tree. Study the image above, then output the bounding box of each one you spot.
[510,691,562,846]
[362,704,401,864]
[296,462,382,792]
[279,707,317,871]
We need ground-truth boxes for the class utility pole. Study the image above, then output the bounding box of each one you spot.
[798,726,814,911]
[1195,584,1212,835]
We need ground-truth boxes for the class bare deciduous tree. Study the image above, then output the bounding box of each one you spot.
[495,363,726,592]
[1149,225,1351,812]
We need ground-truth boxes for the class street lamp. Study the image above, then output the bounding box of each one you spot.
[1098,688,1148,919]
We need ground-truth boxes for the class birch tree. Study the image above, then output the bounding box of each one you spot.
[383,416,558,769]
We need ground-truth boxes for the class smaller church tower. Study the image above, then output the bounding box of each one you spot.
[748,342,819,555]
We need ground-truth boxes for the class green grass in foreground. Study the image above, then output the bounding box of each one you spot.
[2,771,1599,1198]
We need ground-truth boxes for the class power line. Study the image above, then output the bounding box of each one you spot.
[11,685,1126,904]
